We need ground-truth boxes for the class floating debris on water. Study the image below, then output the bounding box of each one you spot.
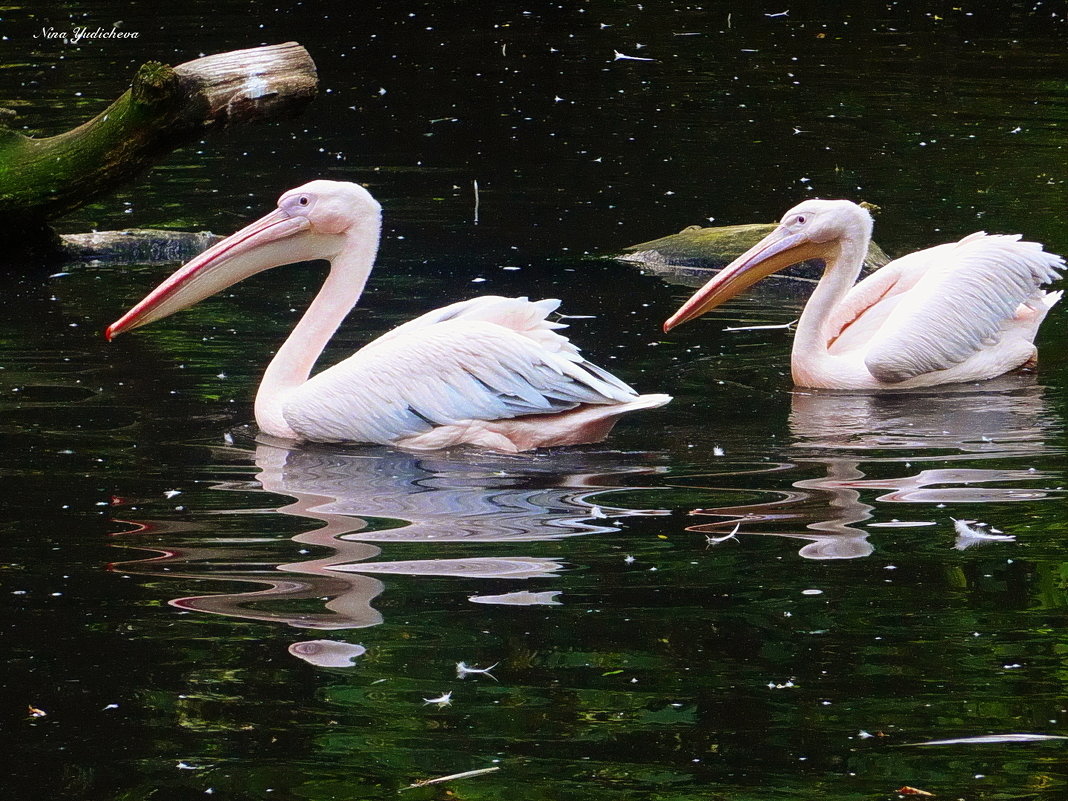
[405,766,500,790]
[456,661,499,681]
[952,518,1015,550]
[723,320,798,332]
[705,523,739,547]
[423,691,453,707]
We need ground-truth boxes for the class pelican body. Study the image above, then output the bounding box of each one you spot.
[108,181,670,451]
[664,199,1063,389]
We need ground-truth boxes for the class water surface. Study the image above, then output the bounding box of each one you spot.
[2,3,1067,799]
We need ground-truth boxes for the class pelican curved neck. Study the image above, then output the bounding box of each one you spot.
[255,223,380,438]
[792,233,868,359]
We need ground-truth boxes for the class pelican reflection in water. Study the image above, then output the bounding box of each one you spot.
[110,444,666,630]
[683,377,1063,559]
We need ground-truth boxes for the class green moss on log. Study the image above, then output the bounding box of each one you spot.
[0,72,190,222]
[0,42,317,239]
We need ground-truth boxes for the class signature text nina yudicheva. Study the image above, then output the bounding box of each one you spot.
[35,26,140,44]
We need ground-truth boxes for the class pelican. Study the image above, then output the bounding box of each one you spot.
[107,180,670,451]
[664,199,1064,389]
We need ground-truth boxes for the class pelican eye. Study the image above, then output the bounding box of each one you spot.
[298,196,310,206]
[796,215,807,225]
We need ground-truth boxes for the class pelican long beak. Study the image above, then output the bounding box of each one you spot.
[106,208,315,340]
[662,226,829,332]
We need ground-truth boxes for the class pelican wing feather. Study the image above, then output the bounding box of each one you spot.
[864,234,1063,383]
[281,297,638,443]
[368,296,570,351]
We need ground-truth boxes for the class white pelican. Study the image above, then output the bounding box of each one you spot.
[664,199,1064,389]
[107,180,670,451]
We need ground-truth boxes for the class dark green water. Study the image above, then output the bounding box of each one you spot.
[2,2,1067,799]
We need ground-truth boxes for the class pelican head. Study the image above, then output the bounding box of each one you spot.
[663,199,873,332]
[106,180,381,340]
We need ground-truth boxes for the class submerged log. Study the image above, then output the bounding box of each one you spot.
[619,221,891,290]
[60,229,221,264]
[0,42,317,238]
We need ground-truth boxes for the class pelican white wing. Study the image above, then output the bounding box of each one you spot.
[369,295,570,351]
[282,297,644,444]
[863,234,1064,383]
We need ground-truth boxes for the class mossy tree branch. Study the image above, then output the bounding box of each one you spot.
[0,42,317,235]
